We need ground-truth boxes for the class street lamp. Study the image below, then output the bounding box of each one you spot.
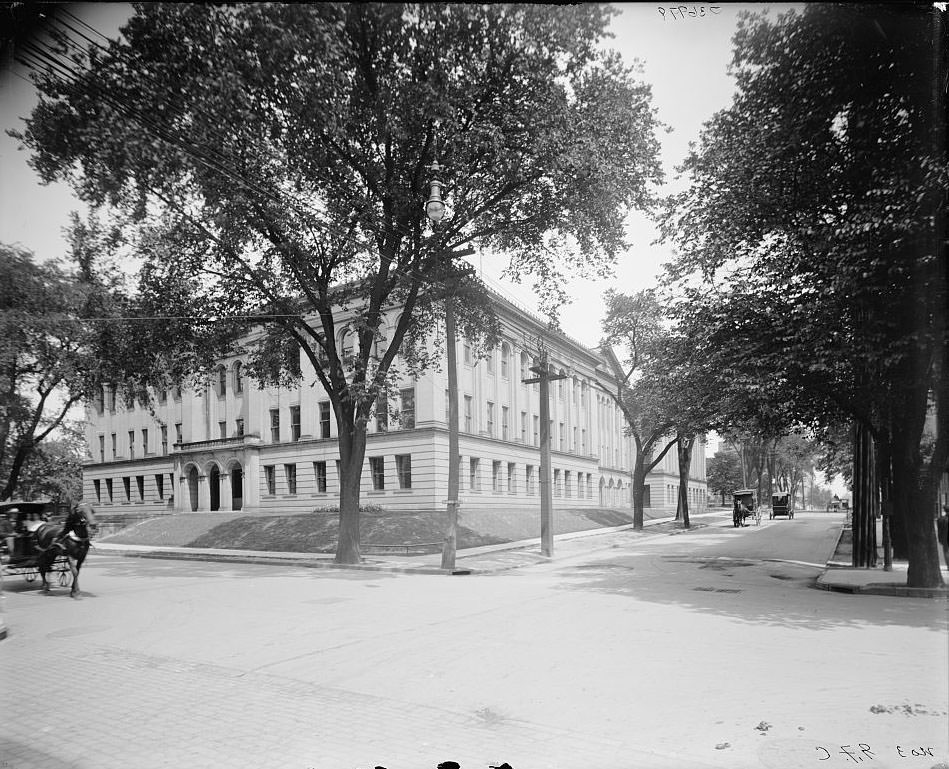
[425,160,464,572]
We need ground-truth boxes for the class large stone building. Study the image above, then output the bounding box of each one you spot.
[81,293,707,518]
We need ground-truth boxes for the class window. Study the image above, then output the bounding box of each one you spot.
[123,477,131,501]
[507,463,515,493]
[558,371,566,399]
[160,426,168,456]
[526,465,535,495]
[234,361,243,393]
[464,395,472,433]
[340,328,353,363]
[314,461,327,493]
[290,405,301,441]
[173,386,182,401]
[396,455,412,489]
[399,389,415,429]
[217,366,227,396]
[128,431,135,459]
[158,387,167,404]
[486,402,494,437]
[319,401,331,438]
[285,464,297,495]
[107,386,116,411]
[501,343,510,378]
[175,423,182,445]
[463,338,472,365]
[94,387,105,412]
[375,392,389,432]
[136,476,145,501]
[264,465,276,495]
[532,416,539,447]
[492,460,501,492]
[111,433,117,459]
[469,458,480,490]
[370,457,385,490]
[236,418,244,437]
[141,429,148,456]
[520,412,527,444]
[554,469,561,497]
[520,351,529,382]
[93,479,101,502]
[218,421,227,439]
[565,471,572,498]
[501,406,509,441]
[486,348,495,374]
[156,474,165,500]
[270,408,280,442]
[106,478,113,502]
[98,435,105,462]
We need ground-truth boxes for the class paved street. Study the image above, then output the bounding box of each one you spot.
[2,513,947,769]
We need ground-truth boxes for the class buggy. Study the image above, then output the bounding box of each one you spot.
[770,492,794,519]
[0,500,70,586]
[732,489,760,527]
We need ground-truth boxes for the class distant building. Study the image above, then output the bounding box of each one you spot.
[82,293,706,518]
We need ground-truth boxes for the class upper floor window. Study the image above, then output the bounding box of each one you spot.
[500,343,510,379]
[290,405,301,441]
[399,388,415,429]
[486,348,495,375]
[216,366,227,397]
[319,401,331,438]
[233,361,243,394]
[270,408,280,442]
[463,338,472,365]
[339,328,353,364]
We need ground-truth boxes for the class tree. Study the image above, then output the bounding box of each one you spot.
[660,5,947,586]
[706,449,743,506]
[0,241,102,500]
[16,4,663,563]
[599,289,678,530]
[13,422,85,505]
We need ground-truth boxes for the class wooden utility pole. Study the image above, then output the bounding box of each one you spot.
[523,353,567,557]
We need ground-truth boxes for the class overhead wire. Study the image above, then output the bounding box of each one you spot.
[15,11,547,329]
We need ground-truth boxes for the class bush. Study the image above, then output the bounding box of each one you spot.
[312,504,387,514]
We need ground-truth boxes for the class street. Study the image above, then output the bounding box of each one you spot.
[1,513,947,769]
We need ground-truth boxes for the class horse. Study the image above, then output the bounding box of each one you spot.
[32,503,99,598]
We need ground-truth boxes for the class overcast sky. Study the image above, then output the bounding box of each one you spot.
[0,2,805,349]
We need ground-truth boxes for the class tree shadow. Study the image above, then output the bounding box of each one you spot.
[553,554,949,632]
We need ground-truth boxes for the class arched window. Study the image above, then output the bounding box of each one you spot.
[233,361,244,394]
[519,351,529,382]
[500,342,510,379]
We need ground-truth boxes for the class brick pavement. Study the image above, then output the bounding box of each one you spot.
[1,633,715,769]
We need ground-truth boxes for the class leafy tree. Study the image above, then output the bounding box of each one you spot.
[599,289,678,529]
[706,449,743,506]
[0,240,105,500]
[15,4,663,563]
[660,5,947,586]
[13,422,85,505]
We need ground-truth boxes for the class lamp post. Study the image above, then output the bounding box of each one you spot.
[423,159,471,571]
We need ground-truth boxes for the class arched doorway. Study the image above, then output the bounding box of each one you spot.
[188,466,199,512]
[209,465,221,511]
[230,465,243,511]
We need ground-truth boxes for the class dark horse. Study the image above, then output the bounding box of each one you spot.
[32,504,99,597]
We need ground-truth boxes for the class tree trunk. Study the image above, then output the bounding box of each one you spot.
[335,418,368,565]
[1,438,34,501]
[851,421,877,568]
[677,435,695,528]
[631,460,647,530]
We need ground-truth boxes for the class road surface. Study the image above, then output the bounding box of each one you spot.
[1,512,946,769]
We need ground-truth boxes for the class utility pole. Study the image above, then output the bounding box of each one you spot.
[523,352,567,557]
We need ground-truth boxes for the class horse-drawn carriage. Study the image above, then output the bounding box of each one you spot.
[1,500,98,595]
[732,489,761,527]
[770,492,794,520]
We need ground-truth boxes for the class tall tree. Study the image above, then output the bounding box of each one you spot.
[660,5,947,586]
[15,4,663,563]
[599,289,678,529]
[706,449,743,506]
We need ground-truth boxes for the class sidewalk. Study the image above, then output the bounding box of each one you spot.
[91,511,949,597]
[815,519,949,598]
